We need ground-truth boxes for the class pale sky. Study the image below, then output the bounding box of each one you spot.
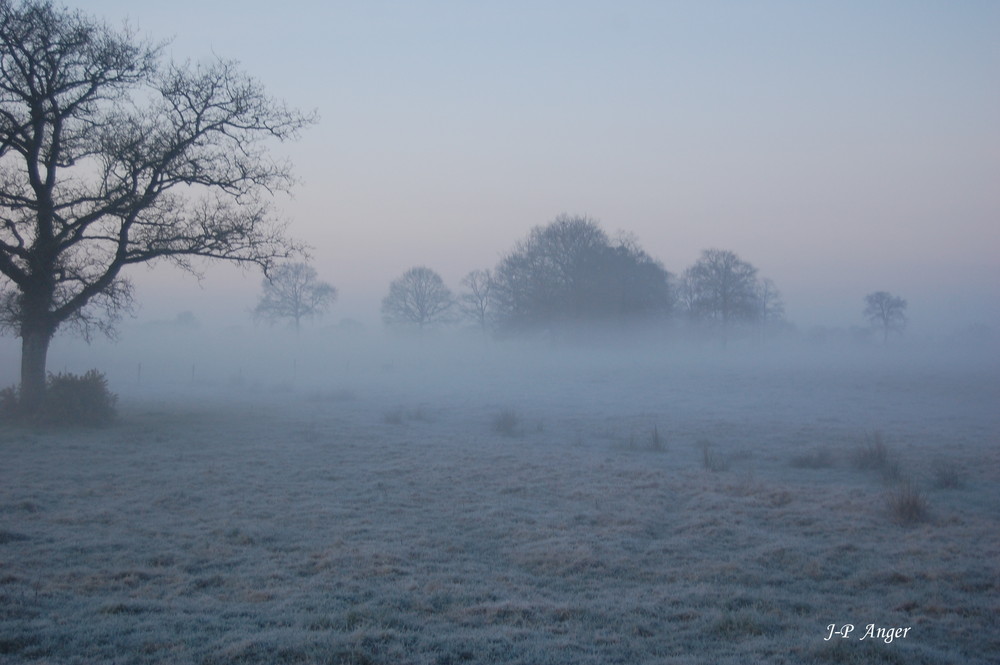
[82,0,999,334]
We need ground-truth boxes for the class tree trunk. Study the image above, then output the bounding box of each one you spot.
[16,269,58,413]
[20,328,52,413]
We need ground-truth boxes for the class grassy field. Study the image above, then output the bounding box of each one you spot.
[2,343,998,664]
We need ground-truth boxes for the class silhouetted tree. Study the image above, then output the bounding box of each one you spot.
[864,291,907,343]
[459,269,494,334]
[756,277,785,320]
[681,249,761,343]
[0,0,313,412]
[253,262,336,332]
[381,267,454,330]
[491,215,671,332]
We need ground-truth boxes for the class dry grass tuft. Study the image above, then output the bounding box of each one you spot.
[853,431,902,481]
[887,481,930,526]
[932,461,965,490]
[853,430,889,468]
[698,439,729,472]
[648,425,665,452]
[622,425,666,453]
[492,409,520,436]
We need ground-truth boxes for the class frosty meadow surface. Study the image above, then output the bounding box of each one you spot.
[2,333,999,664]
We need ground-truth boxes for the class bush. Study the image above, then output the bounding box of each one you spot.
[45,370,118,426]
[0,370,117,427]
[0,386,18,417]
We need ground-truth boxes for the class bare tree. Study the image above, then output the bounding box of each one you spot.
[253,262,336,332]
[756,277,785,321]
[381,266,454,330]
[0,1,313,412]
[681,249,761,343]
[459,268,494,334]
[864,291,907,343]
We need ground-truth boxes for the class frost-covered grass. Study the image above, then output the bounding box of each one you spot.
[2,345,999,664]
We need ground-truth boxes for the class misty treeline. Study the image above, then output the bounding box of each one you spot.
[378,214,787,343]
[0,0,919,424]
[254,213,911,347]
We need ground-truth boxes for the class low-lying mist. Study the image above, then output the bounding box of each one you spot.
[2,317,996,403]
[3,316,999,664]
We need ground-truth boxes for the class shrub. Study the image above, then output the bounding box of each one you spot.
[880,461,903,482]
[1,370,117,427]
[42,370,118,426]
[0,386,18,418]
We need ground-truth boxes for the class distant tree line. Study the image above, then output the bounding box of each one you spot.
[0,0,915,426]
[378,214,789,343]
[253,214,910,345]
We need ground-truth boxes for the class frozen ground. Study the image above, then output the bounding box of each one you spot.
[2,334,999,664]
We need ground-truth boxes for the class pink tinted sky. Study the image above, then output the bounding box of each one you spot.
[82,0,999,333]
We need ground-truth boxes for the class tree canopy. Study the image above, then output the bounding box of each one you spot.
[491,215,672,333]
[381,266,454,330]
[0,0,313,410]
[679,248,786,342]
[864,291,907,343]
[253,262,336,332]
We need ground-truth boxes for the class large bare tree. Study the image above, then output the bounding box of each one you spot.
[459,268,494,334]
[681,249,761,343]
[863,291,907,343]
[0,1,312,411]
[381,266,454,331]
[253,262,336,333]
